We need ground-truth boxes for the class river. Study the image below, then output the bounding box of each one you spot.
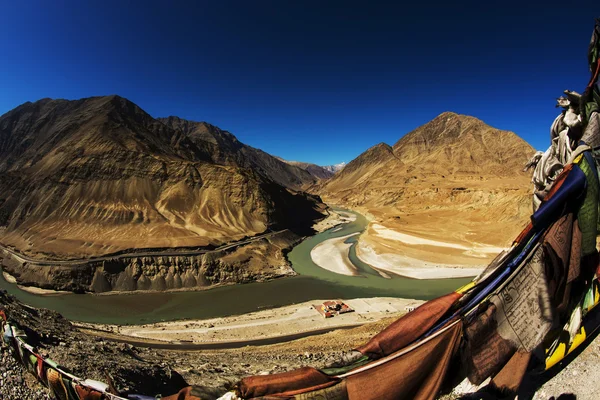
[0,209,470,324]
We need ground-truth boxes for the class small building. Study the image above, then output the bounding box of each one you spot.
[313,300,354,318]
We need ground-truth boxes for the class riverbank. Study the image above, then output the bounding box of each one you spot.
[0,228,302,294]
[311,209,357,232]
[355,243,486,279]
[351,216,511,279]
[4,270,234,297]
[74,297,423,345]
[307,206,506,280]
[3,272,73,295]
[308,220,492,280]
[3,288,598,399]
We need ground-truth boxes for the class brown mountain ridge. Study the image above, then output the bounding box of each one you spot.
[276,159,335,180]
[0,95,325,260]
[320,111,536,250]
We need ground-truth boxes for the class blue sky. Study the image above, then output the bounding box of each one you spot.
[0,1,598,165]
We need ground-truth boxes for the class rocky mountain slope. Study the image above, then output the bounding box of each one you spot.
[159,117,317,188]
[320,112,536,248]
[0,96,325,261]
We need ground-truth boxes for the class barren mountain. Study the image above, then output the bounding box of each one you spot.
[277,159,335,180]
[320,112,536,260]
[159,117,317,189]
[0,96,325,260]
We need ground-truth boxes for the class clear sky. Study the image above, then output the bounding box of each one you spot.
[0,1,598,165]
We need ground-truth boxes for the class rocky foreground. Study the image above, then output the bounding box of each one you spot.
[1,289,600,399]
[1,347,51,399]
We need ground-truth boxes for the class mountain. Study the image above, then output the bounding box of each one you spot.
[322,162,346,173]
[158,117,317,189]
[0,96,325,259]
[320,112,536,247]
[277,159,335,180]
[392,111,533,175]
[276,159,348,181]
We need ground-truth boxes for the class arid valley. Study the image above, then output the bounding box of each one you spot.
[2,95,572,399]
[2,4,600,399]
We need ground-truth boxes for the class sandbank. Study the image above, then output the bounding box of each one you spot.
[356,242,484,279]
[2,271,17,284]
[310,233,359,276]
[370,224,506,257]
[312,210,357,232]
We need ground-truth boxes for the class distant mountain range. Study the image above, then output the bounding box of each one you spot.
[322,162,346,173]
[274,159,346,181]
[0,95,325,258]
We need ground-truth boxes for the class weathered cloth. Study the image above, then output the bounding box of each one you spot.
[576,153,599,255]
[239,367,337,399]
[237,302,463,399]
[345,322,463,400]
[163,386,246,400]
[292,381,348,400]
[127,395,158,400]
[464,210,586,394]
[545,275,600,369]
[356,292,461,359]
[238,383,347,400]
[544,213,583,315]
[463,245,550,385]
[582,111,600,148]
[531,164,586,229]
[158,386,204,400]
[531,109,583,210]
[35,353,46,385]
[75,384,104,400]
[47,367,69,400]
[489,350,532,394]
[62,375,81,400]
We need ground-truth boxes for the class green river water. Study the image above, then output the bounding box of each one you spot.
[0,209,470,324]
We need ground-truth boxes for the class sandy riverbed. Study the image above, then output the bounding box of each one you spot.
[2,271,16,284]
[2,271,71,295]
[75,297,423,344]
[308,219,499,279]
[349,218,511,279]
[356,243,485,279]
[310,233,360,276]
[368,224,506,256]
[312,209,357,232]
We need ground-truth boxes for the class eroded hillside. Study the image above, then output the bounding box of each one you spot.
[319,112,536,267]
[0,96,326,292]
[0,96,324,259]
